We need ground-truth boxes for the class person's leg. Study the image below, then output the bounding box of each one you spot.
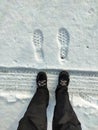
[52,71,82,130]
[17,72,49,130]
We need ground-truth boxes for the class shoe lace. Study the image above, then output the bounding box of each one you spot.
[60,80,67,86]
[38,80,47,86]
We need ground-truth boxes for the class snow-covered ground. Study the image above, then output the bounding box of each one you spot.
[0,0,98,130]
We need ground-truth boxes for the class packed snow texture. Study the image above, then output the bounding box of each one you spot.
[0,0,98,130]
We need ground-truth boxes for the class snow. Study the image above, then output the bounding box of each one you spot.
[0,0,98,130]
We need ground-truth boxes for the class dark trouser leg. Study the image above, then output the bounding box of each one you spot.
[52,87,82,130]
[17,87,49,130]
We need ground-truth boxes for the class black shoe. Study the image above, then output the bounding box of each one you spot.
[57,71,70,90]
[36,72,47,87]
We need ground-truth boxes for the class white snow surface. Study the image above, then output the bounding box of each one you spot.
[0,0,98,130]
